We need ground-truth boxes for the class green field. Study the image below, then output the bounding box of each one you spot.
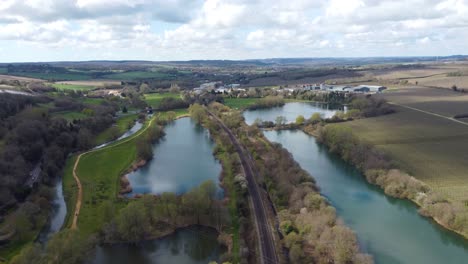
[50,83,96,91]
[0,68,7,74]
[339,106,468,202]
[94,114,137,145]
[80,97,105,105]
[102,71,169,80]
[223,98,260,109]
[51,111,87,121]
[63,110,188,235]
[144,93,180,108]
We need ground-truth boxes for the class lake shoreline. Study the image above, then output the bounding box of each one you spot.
[301,127,468,240]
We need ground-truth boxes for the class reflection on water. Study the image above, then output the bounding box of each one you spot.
[243,102,343,125]
[92,226,224,264]
[127,118,222,197]
[264,129,468,264]
[37,179,66,243]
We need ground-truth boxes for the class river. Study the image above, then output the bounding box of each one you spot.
[253,103,468,263]
[126,117,222,197]
[39,120,144,242]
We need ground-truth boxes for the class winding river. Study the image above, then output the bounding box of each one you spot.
[126,117,222,197]
[248,102,468,263]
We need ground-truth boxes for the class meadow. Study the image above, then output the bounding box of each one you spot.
[63,110,188,236]
[339,105,468,203]
[50,83,97,91]
[144,92,180,108]
[51,111,87,121]
[223,98,260,109]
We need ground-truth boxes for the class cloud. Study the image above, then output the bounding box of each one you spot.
[0,0,467,61]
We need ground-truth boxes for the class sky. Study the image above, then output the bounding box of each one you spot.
[0,0,467,62]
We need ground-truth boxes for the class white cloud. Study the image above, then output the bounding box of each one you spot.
[0,0,467,61]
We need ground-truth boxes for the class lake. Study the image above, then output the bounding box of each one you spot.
[126,117,223,197]
[264,129,468,264]
[243,102,344,125]
[92,226,224,264]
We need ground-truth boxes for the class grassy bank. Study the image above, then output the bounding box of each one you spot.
[93,114,138,146]
[63,109,188,236]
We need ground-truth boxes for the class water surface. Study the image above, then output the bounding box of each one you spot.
[264,129,468,264]
[127,117,222,197]
[92,226,224,264]
[243,102,343,125]
[38,179,66,242]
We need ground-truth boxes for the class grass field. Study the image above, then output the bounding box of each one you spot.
[79,97,105,105]
[63,109,188,236]
[102,71,169,80]
[144,93,180,108]
[51,111,87,121]
[0,68,7,74]
[339,106,468,203]
[223,98,260,109]
[93,114,137,145]
[50,83,97,91]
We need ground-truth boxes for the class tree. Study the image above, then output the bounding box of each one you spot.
[139,83,150,94]
[189,103,205,124]
[82,108,95,116]
[310,112,322,124]
[44,230,95,264]
[122,106,128,113]
[166,111,177,122]
[295,115,305,125]
[275,116,286,126]
[136,136,153,160]
[10,244,42,264]
[452,85,458,91]
[117,202,150,241]
[77,128,93,150]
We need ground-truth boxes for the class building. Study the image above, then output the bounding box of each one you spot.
[354,85,387,93]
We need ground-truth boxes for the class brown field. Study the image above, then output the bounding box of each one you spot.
[407,75,468,90]
[0,74,44,82]
[55,80,121,87]
[341,104,468,203]
[376,87,468,118]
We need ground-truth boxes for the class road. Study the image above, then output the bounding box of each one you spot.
[205,108,279,264]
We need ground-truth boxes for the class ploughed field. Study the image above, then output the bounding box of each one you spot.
[341,88,468,203]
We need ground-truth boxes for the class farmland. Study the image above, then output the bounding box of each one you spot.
[102,71,170,80]
[339,91,468,203]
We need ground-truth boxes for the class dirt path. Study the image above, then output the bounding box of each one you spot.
[389,102,468,126]
[205,108,279,264]
[70,115,157,229]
